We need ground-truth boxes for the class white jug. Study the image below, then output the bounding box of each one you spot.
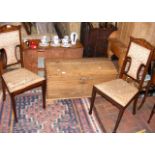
[70,32,78,45]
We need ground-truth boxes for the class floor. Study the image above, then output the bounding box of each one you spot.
[1,88,155,133]
[93,95,155,133]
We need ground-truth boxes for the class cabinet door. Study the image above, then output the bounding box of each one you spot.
[31,50,38,73]
[23,50,37,73]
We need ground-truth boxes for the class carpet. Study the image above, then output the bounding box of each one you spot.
[0,89,102,133]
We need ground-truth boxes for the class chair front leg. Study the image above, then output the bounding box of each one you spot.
[148,103,155,123]
[42,80,46,109]
[138,82,152,110]
[1,78,6,101]
[10,94,18,123]
[133,94,139,115]
[113,109,125,133]
[89,86,97,115]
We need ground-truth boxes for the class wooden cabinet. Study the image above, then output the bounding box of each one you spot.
[80,22,117,57]
[23,42,83,75]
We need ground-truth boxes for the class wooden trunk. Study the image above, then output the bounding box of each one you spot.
[46,58,117,99]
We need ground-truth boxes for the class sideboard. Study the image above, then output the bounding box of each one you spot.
[23,42,83,76]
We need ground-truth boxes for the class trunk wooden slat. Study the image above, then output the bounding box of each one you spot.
[46,58,117,99]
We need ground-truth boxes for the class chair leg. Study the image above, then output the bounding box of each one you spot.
[42,81,46,109]
[138,82,152,110]
[113,109,124,133]
[133,96,139,115]
[1,79,6,101]
[138,90,148,110]
[148,104,155,123]
[89,87,97,115]
[10,94,18,123]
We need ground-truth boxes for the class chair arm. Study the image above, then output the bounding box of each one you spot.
[0,48,7,75]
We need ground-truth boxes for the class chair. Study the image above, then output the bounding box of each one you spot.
[148,103,155,123]
[138,71,155,110]
[89,37,154,132]
[138,72,155,124]
[0,25,46,123]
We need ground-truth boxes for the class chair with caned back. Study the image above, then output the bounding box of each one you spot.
[89,37,154,132]
[148,103,155,123]
[0,25,46,123]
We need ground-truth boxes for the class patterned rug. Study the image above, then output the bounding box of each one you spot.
[0,89,102,133]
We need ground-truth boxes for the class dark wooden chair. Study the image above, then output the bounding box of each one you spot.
[138,71,155,124]
[80,22,117,57]
[148,103,155,123]
[0,25,46,123]
[138,71,155,110]
[89,37,154,132]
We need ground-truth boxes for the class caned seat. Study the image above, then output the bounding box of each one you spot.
[95,79,138,107]
[0,25,46,123]
[2,68,44,93]
[89,37,154,132]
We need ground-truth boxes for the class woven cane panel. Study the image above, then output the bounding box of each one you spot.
[127,42,150,79]
[0,31,20,65]
[2,68,45,93]
[95,79,138,107]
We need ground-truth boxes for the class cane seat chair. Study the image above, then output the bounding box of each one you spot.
[137,71,155,110]
[89,37,154,132]
[0,25,46,123]
[148,103,155,123]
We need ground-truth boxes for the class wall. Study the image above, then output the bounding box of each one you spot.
[117,22,155,46]
[68,22,81,39]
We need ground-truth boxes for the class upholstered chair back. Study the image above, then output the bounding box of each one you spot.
[0,25,22,66]
[120,37,154,89]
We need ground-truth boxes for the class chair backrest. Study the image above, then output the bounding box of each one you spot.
[0,25,23,67]
[119,37,154,90]
[0,48,7,75]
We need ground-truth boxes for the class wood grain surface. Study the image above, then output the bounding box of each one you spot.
[46,58,117,99]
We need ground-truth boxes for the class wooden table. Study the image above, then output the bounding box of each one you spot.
[46,58,117,100]
[22,42,83,75]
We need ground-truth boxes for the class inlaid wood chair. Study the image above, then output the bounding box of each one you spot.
[138,71,155,124]
[89,37,154,132]
[148,103,155,123]
[138,71,155,110]
[0,25,46,123]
